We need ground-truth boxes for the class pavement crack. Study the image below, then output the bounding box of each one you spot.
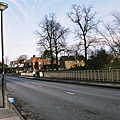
[83,109,99,115]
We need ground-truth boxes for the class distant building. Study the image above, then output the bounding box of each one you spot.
[10,60,19,68]
[10,55,51,73]
[24,55,50,72]
[59,55,85,70]
[10,58,26,73]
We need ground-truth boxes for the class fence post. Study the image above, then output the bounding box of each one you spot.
[111,70,113,81]
[94,70,96,81]
[102,70,104,81]
[116,70,119,82]
[87,71,89,80]
[90,71,92,80]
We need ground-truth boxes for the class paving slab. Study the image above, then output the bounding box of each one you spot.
[0,108,21,120]
[0,85,22,120]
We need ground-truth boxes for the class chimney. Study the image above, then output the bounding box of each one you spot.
[33,55,36,58]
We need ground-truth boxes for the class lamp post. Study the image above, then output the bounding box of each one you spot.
[0,2,8,108]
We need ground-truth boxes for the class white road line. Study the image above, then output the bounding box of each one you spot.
[56,107,60,109]
[67,92,75,95]
[38,85,42,87]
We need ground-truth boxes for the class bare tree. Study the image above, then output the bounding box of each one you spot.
[18,55,28,60]
[53,24,69,70]
[67,4,99,67]
[35,13,69,70]
[97,12,120,57]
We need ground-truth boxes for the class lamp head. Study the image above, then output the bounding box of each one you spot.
[0,2,8,11]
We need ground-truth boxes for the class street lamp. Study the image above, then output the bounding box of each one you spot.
[0,2,8,108]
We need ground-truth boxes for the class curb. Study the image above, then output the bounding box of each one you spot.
[40,78,120,89]
[19,76,120,89]
[8,100,25,120]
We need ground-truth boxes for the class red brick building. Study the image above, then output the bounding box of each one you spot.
[24,55,50,72]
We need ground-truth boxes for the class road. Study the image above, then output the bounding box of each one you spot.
[5,75,120,120]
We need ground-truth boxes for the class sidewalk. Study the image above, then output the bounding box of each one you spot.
[0,89,23,120]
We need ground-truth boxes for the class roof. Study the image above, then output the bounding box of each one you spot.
[26,55,51,65]
[61,56,75,61]
[10,60,19,64]
[60,55,84,61]
[10,59,26,64]
[26,57,41,63]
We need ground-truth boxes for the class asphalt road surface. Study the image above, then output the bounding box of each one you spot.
[5,76,120,120]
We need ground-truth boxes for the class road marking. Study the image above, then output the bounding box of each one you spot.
[38,85,42,87]
[56,107,60,109]
[67,92,75,95]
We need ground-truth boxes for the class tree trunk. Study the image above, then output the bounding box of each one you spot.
[56,52,58,70]
[84,36,87,67]
[50,40,54,70]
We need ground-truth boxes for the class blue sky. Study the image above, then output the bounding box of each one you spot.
[1,0,120,62]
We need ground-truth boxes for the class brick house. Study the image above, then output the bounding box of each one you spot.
[59,55,85,70]
[24,55,50,72]
[10,59,26,73]
[10,60,19,68]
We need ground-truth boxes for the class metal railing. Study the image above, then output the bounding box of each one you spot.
[43,70,120,82]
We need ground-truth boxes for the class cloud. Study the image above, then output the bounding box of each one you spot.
[8,0,28,20]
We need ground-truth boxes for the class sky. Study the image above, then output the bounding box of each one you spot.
[0,0,120,63]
